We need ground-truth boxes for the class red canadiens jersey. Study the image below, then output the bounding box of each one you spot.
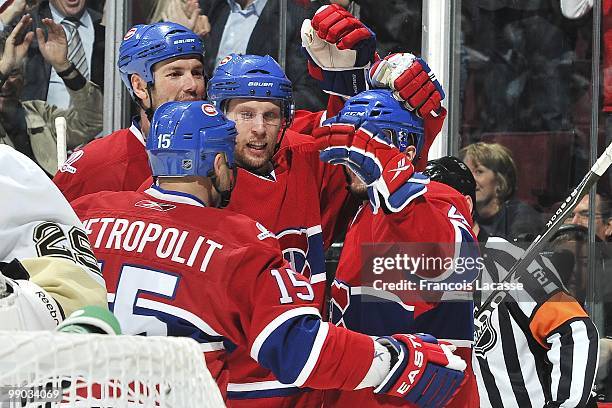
[221,129,355,406]
[53,123,151,202]
[71,187,376,402]
[325,181,480,407]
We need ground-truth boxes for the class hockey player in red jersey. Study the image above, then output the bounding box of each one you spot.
[315,90,480,407]
[71,100,468,407]
[204,52,357,407]
[53,22,207,201]
[201,8,445,403]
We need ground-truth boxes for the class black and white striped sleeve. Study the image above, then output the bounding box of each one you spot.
[545,316,599,407]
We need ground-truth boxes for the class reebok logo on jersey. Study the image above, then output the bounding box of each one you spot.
[388,157,410,182]
[60,150,84,174]
[256,222,275,241]
[135,200,176,212]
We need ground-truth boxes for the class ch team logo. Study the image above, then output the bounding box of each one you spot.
[219,55,232,65]
[123,27,137,40]
[275,226,325,282]
[201,104,217,116]
[329,280,351,328]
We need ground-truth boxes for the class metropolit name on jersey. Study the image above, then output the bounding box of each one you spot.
[372,279,524,292]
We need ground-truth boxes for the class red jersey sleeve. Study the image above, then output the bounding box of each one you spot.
[224,237,374,391]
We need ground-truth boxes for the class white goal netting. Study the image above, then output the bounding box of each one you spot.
[0,331,225,407]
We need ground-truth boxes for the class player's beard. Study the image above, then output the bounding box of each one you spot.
[344,167,369,201]
[235,138,276,176]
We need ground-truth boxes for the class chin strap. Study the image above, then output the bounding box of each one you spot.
[273,123,290,157]
[210,167,236,208]
[134,84,156,123]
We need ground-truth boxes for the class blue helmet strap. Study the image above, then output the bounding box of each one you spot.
[273,123,289,157]
[130,79,156,122]
[143,83,156,122]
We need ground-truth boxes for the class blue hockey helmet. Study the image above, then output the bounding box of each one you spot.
[327,89,425,154]
[207,54,294,124]
[147,101,237,178]
[118,22,205,98]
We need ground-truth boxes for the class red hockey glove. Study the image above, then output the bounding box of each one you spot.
[369,53,445,118]
[313,121,429,213]
[301,4,377,98]
[375,334,466,408]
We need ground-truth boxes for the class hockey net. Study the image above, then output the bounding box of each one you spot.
[0,331,225,407]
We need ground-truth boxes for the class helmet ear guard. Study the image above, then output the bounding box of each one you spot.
[146,101,237,179]
[207,54,295,125]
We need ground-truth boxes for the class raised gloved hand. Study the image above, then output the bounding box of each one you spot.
[369,53,445,118]
[313,121,429,213]
[301,4,377,98]
[375,334,466,408]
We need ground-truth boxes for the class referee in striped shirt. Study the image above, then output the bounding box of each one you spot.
[424,156,599,408]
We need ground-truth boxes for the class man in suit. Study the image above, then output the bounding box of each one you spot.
[21,0,104,109]
[200,0,326,111]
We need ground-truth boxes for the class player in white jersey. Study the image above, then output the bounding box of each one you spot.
[0,145,108,331]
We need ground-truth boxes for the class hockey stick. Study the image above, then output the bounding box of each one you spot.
[55,117,67,170]
[474,141,612,343]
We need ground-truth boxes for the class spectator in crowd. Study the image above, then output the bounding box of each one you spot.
[199,0,327,111]
[459,141,543,241]
[146,0,210,37]
[566,192,612,242]
[20,0,104,109]
[0,0,40,27]
[0,14,102,176]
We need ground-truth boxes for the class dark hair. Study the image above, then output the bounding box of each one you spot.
[424,156,476,204]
